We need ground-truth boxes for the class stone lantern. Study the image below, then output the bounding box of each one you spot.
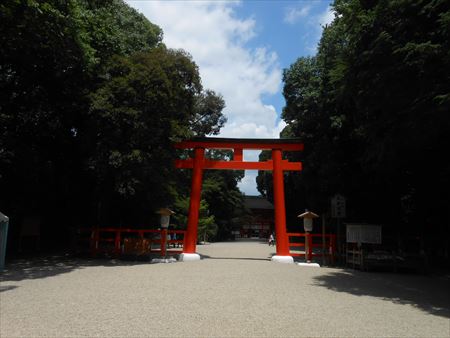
[298,210,319,263]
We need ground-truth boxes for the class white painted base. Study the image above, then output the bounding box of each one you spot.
[298,262,320,267]
[271,255,294,264]
[179,253,201,262]
[151,257,177,264]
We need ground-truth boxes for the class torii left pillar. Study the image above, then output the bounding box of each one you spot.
[179,147,204,261]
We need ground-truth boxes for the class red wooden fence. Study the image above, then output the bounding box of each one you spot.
[288,233,336,263]
[78,228,186,257]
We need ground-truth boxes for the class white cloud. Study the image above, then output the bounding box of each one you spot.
[284,5,311,24]
[283,3,334,28]
[284,3,335,54]
[319,6,335,27]
[238,171,260,196]
[126,1,284,195]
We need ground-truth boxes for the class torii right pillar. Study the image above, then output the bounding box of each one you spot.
[271,148,294,263]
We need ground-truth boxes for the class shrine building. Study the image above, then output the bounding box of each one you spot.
[239,196,274,239]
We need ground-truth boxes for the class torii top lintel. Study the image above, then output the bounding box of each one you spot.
[174,137,304,151]
[175,137,303,172]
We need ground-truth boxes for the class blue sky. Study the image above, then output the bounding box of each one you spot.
[126,0,334,194]
[238,0,333,114]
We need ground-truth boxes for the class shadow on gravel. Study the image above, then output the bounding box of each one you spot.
[0,254,155,283]
[0,285,18,292]
[200,254,270,262]
[312,270,450,318]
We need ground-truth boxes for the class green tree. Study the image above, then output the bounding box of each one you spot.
[197,200,218,243]
[172,149,246,241]
[87,46,202,225]
[0,0,163,247]
[191,90,227,136]
[201,150,245,240]
[259,0,450,249]
[172,197,217,243]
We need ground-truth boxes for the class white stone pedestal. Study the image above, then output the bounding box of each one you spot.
[151,257,177,264]
[271,255,294,264]
[297,262,320,267]
[179,253,201,262]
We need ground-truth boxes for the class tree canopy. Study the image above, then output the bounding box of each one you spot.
[258,0,450,253]
[0,0,243,249]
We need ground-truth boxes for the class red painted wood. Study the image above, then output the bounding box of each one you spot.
[81,228,160,233]
[115,231,121,255]
[233,148,243,161]
[81,228,186,256]
[290,253,305,257]
[175,141,304,151]
[287,233,337,260]
[289,243,305,247]
[174,138,304,258]
[307,233,313,261]
[175,159,302,171]
[184,147,204,254]
[287,233,336,238]
[272,149,290,256]
[161,229,167,257]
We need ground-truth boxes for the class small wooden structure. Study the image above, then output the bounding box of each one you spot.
[345,223,382,270]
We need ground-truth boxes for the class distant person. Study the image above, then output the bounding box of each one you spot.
[269,233,275,246]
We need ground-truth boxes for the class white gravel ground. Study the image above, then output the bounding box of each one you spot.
[1,240,449,337]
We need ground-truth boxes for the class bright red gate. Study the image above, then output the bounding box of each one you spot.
[175,137,303,262]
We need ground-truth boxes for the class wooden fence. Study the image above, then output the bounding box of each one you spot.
[77,228,186,257]
[287,232,336,263]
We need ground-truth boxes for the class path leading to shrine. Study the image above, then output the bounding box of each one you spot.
[1,240,449,337]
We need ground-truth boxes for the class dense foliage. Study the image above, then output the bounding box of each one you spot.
[258,0,450,256]
[0,0,243,249]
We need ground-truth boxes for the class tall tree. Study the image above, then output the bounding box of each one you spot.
[87,46,202,225]
[259,0,450,251]
[191,90,227,136]
[0,0,164,247]
[0,0,240,250]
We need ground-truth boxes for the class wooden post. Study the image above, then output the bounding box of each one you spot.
[272,149,290,256]
[322,215,326,266]
[115,230,121,256]
[183,147,205,254]
[331,235,336,265]
[161,228,167,258]
[308,233,313,262]
[337,217,341,263]
[92,229,99,257]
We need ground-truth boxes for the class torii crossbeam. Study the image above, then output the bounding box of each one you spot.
[174,137,303,263]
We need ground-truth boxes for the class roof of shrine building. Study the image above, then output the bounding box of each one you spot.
[244,196,274,210]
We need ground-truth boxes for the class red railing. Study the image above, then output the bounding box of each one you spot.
[287,232,336,263]
[78,228,186,257]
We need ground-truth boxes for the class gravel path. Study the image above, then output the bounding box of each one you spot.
[1,240,449,337]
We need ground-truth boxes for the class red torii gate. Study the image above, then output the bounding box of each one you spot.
[174,137,303,263]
